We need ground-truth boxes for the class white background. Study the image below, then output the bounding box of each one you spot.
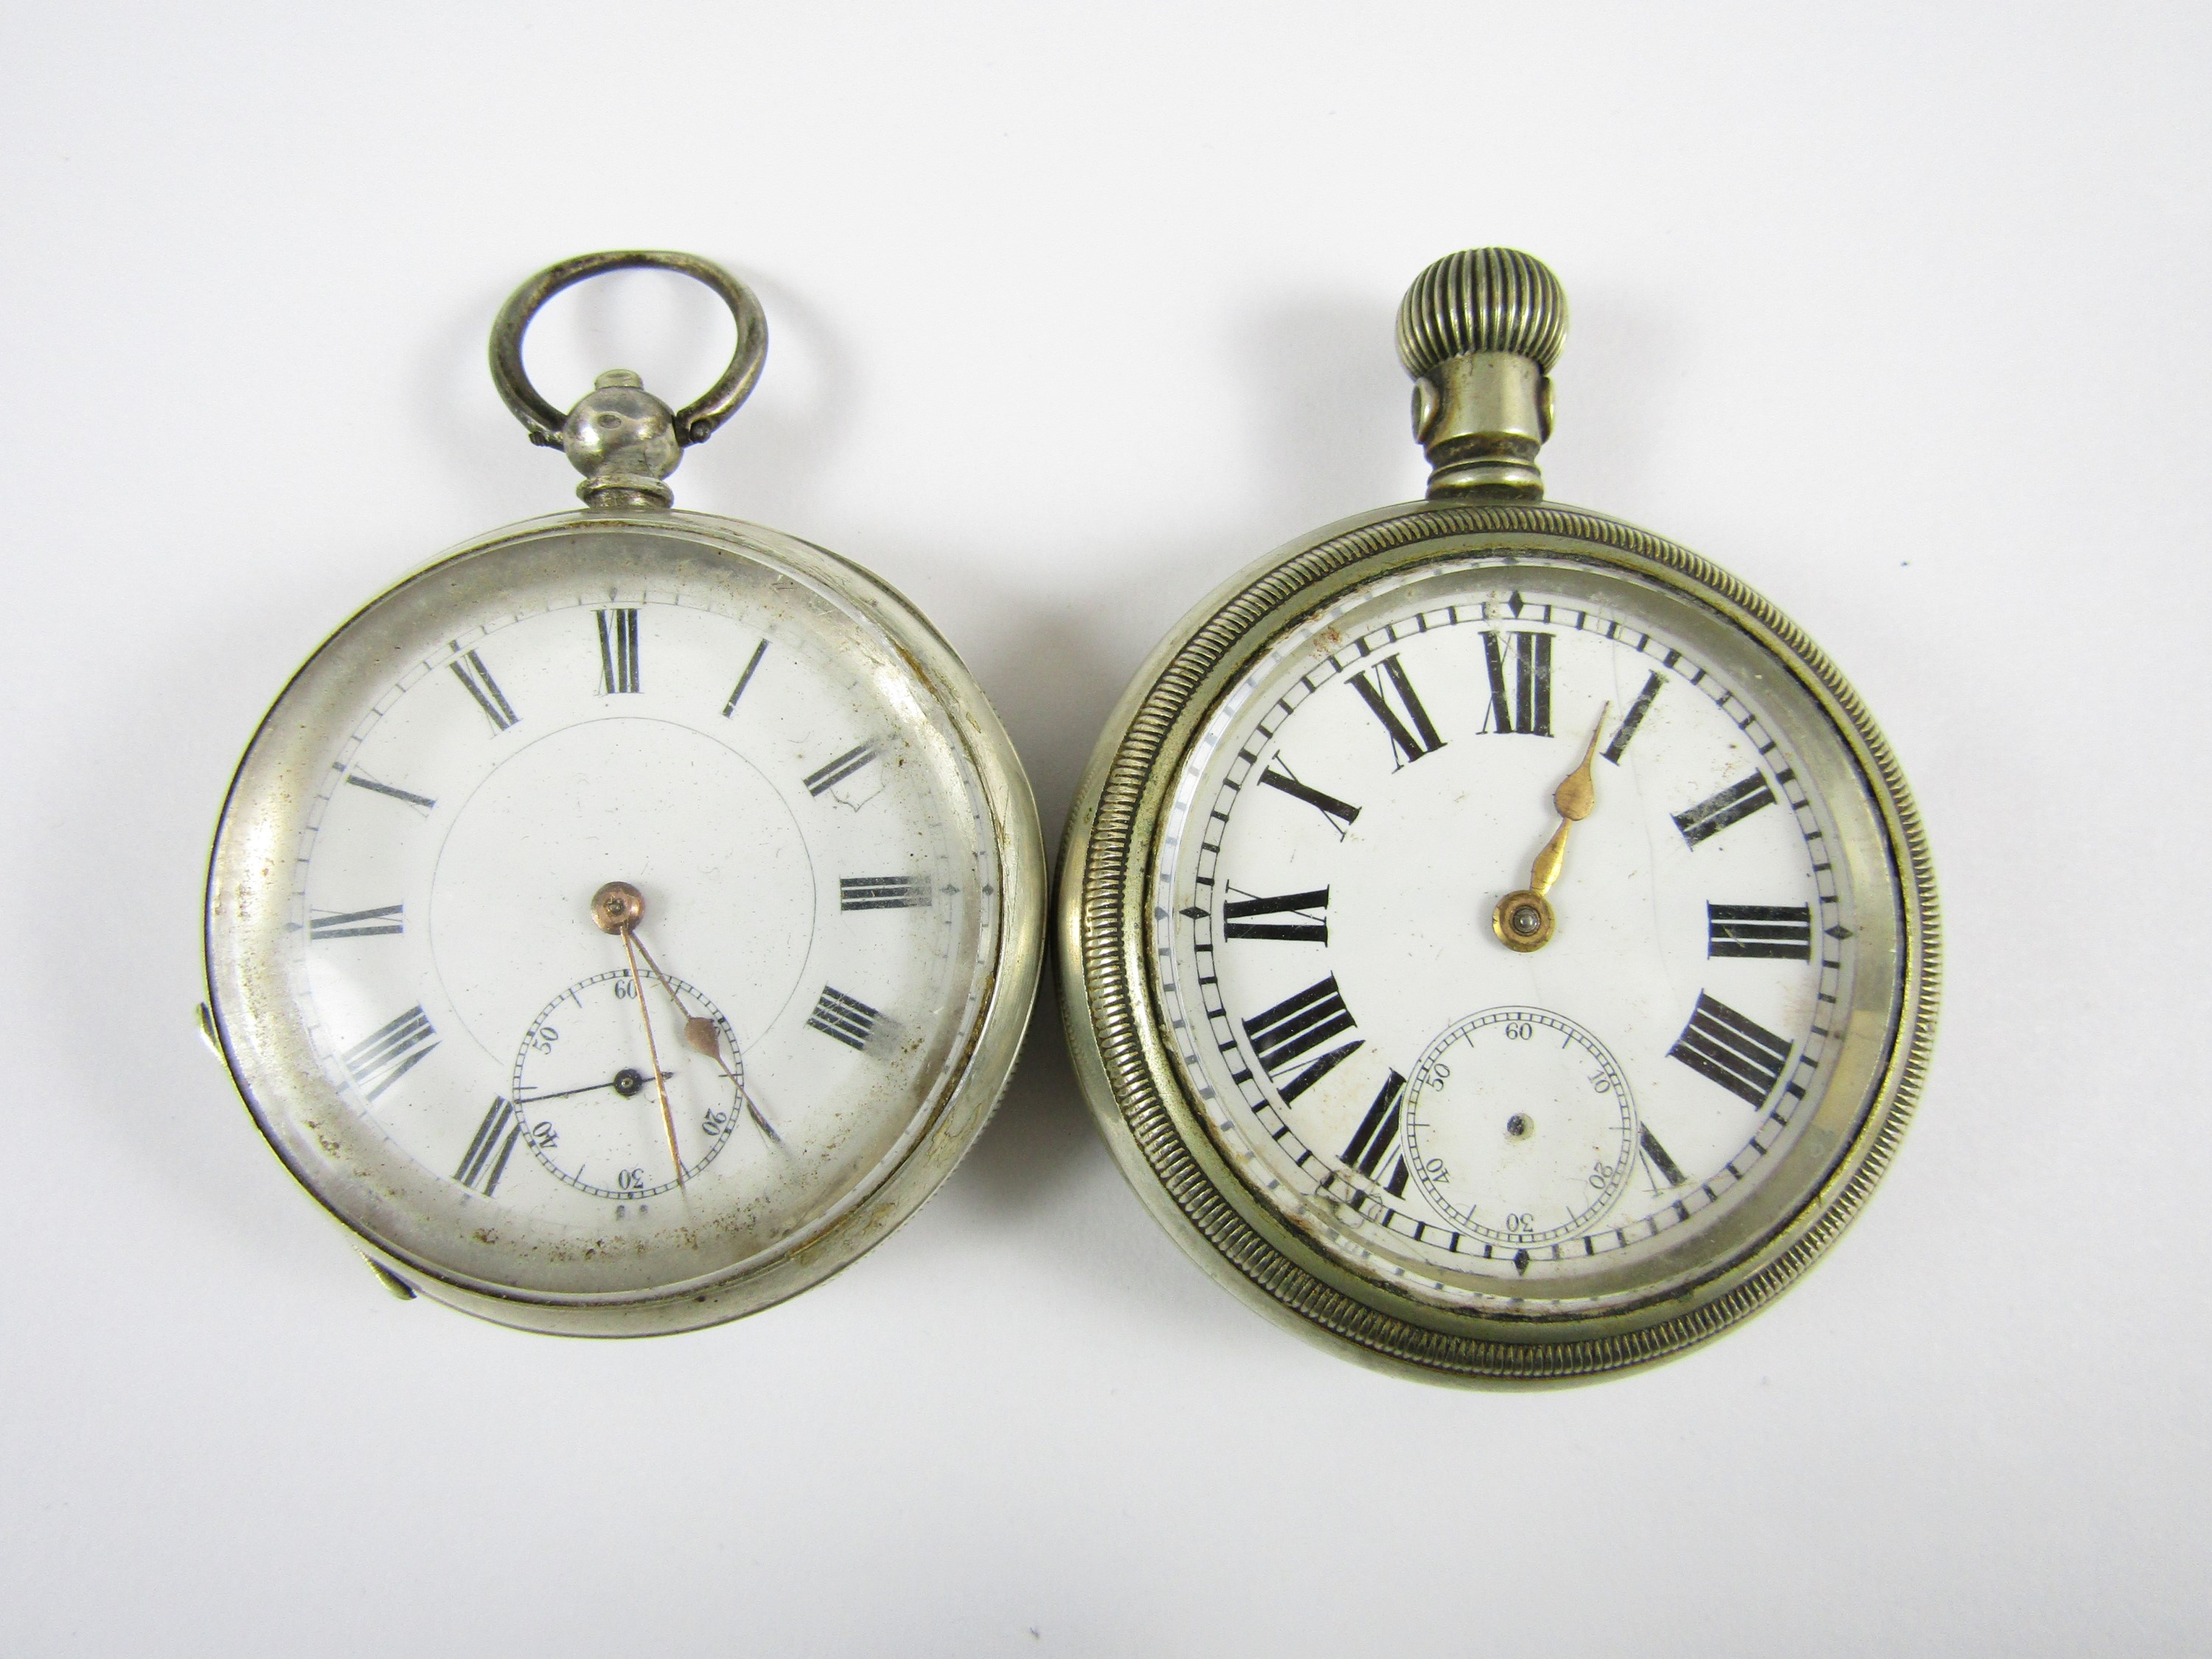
[1,4,2205,1653]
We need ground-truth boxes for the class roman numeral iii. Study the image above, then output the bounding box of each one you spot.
[840,876,931,911]
[341,1005,439,1102]
[1239,975,1363,1102]
[1669,992,1792,1107]
[1481,630,1553,736]
[597,608,641,694]
[1707,903,1812,960]
[1222,888,1329,944]
[1348,656,1446,767]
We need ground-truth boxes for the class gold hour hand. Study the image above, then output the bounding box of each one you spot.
[1495,704,1609,953]
[623,910,783,1145]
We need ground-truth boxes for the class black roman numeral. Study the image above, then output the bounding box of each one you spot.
[805,986,880,1051]
[722,638,768,717]
[1674,774,1776,846]
[449,647,519,732]
[804,742,879,797]
[343,771,437,813]
[454,1096,522,1196]
[309,903,404,941]
[840,876,931,911]
[1669,992,1792,1107]
[1222,887,1329,944]
[1638,1124,1688,1189]
[1348,656,1446,767]
[341,1005,439,1102]
[1602,671,1664,764]
[1240,976,1362,1102]
[1707,903,1812,960]
[597,608,641,694]
[1480,630,1553,736]
[1256,760,1361,838]
[1340,1070,1411,1194]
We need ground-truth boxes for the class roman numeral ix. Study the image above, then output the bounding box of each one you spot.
[597,608,640,694]
[1348,656,1446,768]
[1221,887,1329,944]
[1669,992,1792,1108]
[454,1096,521,1196]
[1239,975,1362,1102]
[1707,903,1812,960]
[1481,630,1553,736]
[1341,1070,1411,1197]
[341,1005,439,1102]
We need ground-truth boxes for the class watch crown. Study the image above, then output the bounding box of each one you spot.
[1396,248,1568,500]
[1395,247,1568,378]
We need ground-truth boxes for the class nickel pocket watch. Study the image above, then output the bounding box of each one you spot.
[1059,248,1939,1382]
[203,251,1043,1335]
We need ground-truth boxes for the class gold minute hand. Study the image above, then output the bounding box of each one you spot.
[1492,704,1609,953]
[1527,703,1609,898]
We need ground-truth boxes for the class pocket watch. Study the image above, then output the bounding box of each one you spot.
[202,251,1043,1335]
[1059,248,1938,1382]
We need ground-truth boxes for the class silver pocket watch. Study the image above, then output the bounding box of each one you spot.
[202,251,1044,1335]
[1060,249,1940,1382]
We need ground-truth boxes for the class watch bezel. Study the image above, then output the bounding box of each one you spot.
[204,509,1046,1336]
[1057,498,1938,1384]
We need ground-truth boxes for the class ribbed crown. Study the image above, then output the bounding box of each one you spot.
[1395,248,1568,377]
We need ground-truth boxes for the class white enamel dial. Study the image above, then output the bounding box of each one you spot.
[208,521,1027,1321]
[1152,556,1863,1304]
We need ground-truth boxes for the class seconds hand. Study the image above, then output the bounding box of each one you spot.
[592,882,686,1185]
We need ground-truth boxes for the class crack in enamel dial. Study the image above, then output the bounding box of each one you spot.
[1152,555,1868,1307]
